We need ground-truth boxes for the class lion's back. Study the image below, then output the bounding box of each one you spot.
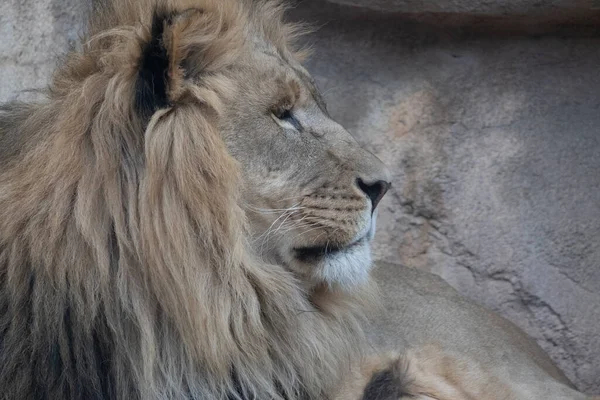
[368,261,574,388]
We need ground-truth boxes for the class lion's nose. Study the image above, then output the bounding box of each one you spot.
[356,178,391,211]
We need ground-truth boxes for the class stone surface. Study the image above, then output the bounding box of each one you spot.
[325,0,596,15]
[291,0,600,393]
[0,0,86,102]
[1,0,599,395]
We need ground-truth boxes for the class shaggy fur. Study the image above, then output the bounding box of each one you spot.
[0,1,370,399]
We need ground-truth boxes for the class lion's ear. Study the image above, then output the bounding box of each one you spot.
[136,9,195,120]
[136,11,172,120]
[135,5,240,121]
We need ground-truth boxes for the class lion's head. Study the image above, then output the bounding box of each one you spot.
[0,0,388,399]
[219,20,390,289]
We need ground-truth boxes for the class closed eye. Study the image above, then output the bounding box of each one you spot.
[272,109,302,131]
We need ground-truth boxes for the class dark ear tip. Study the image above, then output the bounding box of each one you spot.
[134,9,173,121]
[362,357,412,400]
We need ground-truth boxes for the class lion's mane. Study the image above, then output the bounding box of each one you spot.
[0,1,369,399]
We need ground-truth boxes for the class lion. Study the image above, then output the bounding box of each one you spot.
[0,0,597,399]
[0,0,387,399]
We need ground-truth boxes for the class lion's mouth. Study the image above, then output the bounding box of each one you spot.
[294,239,363,263]
[292,215,377,263]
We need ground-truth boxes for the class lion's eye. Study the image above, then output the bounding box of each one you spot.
[272,108,302,131]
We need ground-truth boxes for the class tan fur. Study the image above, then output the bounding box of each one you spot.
[337,262,599,400]
[4,1,594,400]
[0,1,375,398]
[334,348,516,400]
[344,346,598,400]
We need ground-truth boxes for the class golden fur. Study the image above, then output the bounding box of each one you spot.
[342,262,600,400]
[0,1,373,398]
[338,346,600,400]
[9,1,596,399]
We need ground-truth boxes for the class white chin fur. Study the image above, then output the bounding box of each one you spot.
[311,242,372,289]
[312,212,378,288]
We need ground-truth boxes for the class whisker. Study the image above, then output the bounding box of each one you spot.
[289,226,326,244]
[254,203,304,255]
[244,205,305,214]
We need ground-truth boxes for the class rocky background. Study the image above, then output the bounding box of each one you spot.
[1,0,599,393]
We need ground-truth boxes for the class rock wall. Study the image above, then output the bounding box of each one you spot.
[0,0,86,102]
[1,0,599,394]
[325,0,595,15]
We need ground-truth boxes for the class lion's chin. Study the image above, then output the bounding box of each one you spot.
[273,213,377,290]
[287,213,378,289]
[277,239,372,290]
[309,240,373,289]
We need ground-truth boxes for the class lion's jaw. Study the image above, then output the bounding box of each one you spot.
[276,209,379,289]
[305,213,378,288]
